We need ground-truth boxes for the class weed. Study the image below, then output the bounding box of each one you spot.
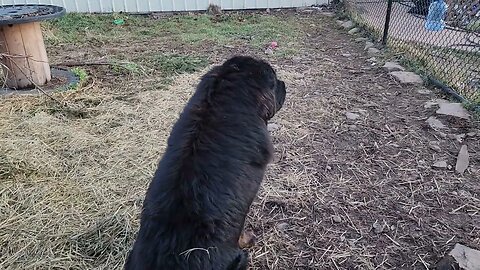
[71,67,88,90]
[110,62,145,76]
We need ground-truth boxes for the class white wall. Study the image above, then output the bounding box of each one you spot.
[0,0,329,13]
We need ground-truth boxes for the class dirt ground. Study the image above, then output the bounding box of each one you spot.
[0,10,479,270]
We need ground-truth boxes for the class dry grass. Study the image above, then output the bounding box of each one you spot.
[0,10,479,270]
[0,65,200,268]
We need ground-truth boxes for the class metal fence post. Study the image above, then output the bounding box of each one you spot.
[382,0,394,45]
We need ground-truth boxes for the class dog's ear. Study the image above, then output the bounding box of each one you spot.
[226,250,248,270]
[257,90,276,121]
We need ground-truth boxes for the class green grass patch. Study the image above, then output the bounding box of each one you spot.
[71,67,89,89]
[43,13,301,55]
[164,14,299,48]
[43,13,159,45]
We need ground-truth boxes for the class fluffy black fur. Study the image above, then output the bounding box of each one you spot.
[125,56,286,270]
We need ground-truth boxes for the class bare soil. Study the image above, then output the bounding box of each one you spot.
[0,10,478,270]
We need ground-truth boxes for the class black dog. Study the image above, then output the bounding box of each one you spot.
[125,56,286,270]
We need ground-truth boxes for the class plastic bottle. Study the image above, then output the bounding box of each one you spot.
[425,0,448,31]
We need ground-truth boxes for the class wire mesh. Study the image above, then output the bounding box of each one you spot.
[346,0,480,104]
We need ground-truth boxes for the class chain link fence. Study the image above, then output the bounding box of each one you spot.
[344,0,480,104]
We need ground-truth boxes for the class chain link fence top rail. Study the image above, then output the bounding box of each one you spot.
[345,0,480,104]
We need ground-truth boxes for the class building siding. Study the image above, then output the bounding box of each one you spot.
[0,0,329,13]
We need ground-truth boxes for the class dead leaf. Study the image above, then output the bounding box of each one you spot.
[455,145,469,174]
[346,112,360,120]
[433,160,448,169]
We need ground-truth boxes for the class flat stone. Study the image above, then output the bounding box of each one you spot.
[417,89,432,95]
[382,61,405,72]
[426,116,448,130]
[444,243,480,270]
[364,41,375,50]
[367,47,381,56]
[433,160,448,169]
[424,99,449,109]
[455,145,469,174]
[346,112,360,120]
[436,103,470,120]
[348,27,360,34]
[341,20,355,29]
[341,53,352,57]
[366,57,377,62]
[355,37,369,42]
[467,132,477,137]
[389,71,424,85]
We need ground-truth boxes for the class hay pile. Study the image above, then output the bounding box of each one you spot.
[0,68,202,269]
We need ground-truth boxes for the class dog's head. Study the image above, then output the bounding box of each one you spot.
[218,56,286,121]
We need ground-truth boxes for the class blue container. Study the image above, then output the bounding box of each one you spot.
[424,0,448,31]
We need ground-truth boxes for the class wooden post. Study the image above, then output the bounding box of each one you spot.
[0,22,51,89]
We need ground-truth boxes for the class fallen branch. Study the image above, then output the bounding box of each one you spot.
[54,60,146,74]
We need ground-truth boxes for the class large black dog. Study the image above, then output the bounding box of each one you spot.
[125,56,286,270]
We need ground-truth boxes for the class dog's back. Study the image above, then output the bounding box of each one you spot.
[126,56,285,270]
